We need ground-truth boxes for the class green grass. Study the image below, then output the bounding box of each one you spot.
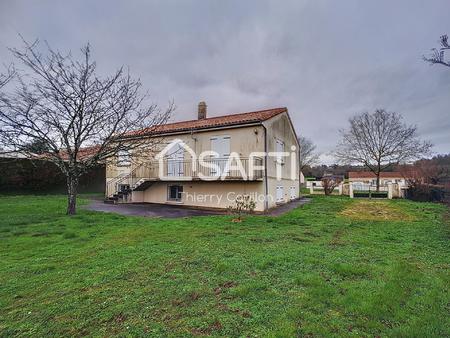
[300,187,310,195]
[0,194,449,337]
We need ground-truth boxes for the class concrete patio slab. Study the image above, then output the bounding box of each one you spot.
[85,197,311,218]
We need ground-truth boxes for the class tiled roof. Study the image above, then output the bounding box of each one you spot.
[348,171,404,179]
[125,107,287,137]
[37,145,101,161]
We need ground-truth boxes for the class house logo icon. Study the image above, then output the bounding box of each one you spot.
[156,139,197,180]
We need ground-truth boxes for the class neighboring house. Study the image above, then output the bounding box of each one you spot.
[348,171,407,187]
[106,103,300,212]
[305,179,322,188]
[305,174,344,190]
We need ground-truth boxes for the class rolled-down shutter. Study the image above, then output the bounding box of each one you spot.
[211,136,230,175]
[276,186,284,202]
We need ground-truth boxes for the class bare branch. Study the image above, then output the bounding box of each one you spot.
[335,109,432,191]
[0,39,173,214]
[0,65,15,88]
[423,34,450,68]
[298,136,319,170]
[321,176,342,195]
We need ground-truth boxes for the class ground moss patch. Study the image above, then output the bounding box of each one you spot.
[339,199,416,221]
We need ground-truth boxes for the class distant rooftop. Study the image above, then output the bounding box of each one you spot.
[348,171,404,179]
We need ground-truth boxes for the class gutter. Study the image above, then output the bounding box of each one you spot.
[116,122,264,142]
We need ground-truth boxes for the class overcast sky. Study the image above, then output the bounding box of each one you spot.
[0,0,449,163]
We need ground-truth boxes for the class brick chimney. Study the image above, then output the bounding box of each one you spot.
[198,101,207,120]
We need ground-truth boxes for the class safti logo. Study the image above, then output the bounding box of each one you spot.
[156,139,298,181]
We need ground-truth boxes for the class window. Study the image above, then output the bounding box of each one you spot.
[118,184,130,192]
[167,143,184,177]
[210,136,230,158]
[210,136,230,176]
[276,185,284,203]
[117,150,131,166]
[168,185,183,202]
[275,139,285,164]
[290,186,297,200]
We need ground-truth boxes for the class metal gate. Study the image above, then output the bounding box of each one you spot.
[352,183,389,199]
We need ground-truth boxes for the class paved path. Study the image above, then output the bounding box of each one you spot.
[86,197,311,218]
[86,199,226,218]
[266,198,311,216]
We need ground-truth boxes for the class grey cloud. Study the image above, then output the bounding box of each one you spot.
[0,0,449,163]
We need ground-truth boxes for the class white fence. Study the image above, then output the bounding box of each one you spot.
[308,182,405,199]
[349,182,404,199]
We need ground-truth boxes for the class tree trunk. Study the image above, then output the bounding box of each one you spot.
[67,175,78,215]
[376,173,380,192]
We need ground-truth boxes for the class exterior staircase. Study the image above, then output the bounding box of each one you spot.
[104,157,264,204]
[105,164,157,204]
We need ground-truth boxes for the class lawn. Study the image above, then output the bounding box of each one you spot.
[0,195,449,337]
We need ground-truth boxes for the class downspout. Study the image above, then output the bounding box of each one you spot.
[190,128,197,177]
[262,124,269,212]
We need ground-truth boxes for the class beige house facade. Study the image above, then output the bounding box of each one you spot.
[106,104,300,212]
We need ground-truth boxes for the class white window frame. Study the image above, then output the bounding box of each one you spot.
[167,143,184,177]
[210,135,231,176]
[210,135,231,158]
[276,185,284,203]
[275,139,285,165]
[167,184,183,202]
[289,186,297,200]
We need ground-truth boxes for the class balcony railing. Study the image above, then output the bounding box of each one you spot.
[106,157,264,197]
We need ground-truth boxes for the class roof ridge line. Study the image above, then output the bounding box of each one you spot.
[162,106,287,126]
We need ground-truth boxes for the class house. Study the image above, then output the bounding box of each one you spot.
[106,102,300,212]
[348,171,407,187]
[305,174,344,189]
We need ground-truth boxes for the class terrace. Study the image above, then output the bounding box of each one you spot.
[106,157,264,198]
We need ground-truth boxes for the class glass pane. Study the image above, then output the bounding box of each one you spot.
[168,185,183,201]
[169,186,177,199]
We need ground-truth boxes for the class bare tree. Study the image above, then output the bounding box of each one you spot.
[424,34,450,68]
[335,109,432,191]
[321,176,341,196]
[298,136,319,170]
[0,40,173,215]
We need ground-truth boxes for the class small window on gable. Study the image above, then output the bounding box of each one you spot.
[117,150,131,166]
[275,139,285,164]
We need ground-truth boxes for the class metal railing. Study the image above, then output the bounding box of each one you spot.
[352,183,389,198]
[106,157,264,197]
[352,183,389,192]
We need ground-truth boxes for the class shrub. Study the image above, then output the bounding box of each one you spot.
[405,184,447,202]
[228,195,256,222]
